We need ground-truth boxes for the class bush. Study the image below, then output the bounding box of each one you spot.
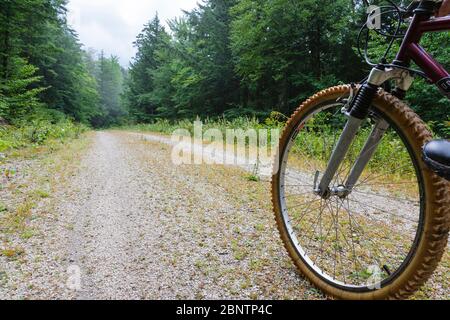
[0,119,87,152]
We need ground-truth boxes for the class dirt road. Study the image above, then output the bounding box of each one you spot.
[0,131,448,300]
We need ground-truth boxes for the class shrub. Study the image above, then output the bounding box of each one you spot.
[0,120,87,152]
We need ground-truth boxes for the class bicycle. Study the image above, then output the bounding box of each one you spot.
[272,0,449,299]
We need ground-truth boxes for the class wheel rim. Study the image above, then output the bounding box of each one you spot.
[278,99,425,292]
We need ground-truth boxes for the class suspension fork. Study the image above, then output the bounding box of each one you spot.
[315,66,414,198]
[344,118,389,190]
[315,83,379,197]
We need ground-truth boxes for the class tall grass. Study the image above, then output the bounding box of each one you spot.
[0,119,88,153]
[121,115,413,177]
[121,116,271,136]
[292,126,414,178]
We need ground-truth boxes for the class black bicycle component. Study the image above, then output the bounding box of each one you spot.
[423,139,450,181]
[356,1,431,80]
[437,77,450,99]
[392,87,407,99]
[348,83,379,119]
[414,0,440,16]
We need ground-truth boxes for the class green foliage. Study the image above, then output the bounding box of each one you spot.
[291,124,413,176]
[125,1,241,120]
[407,32,450,136]
[0,0,106,127]
[122,0,448,136]
[0,0,448,135]
[124,115,412,176]
[362,9,450,136]
[230,0,360,111]
[35,22,101,123]
[122,116,263,136]
[124,0,366,120]
[0,119,87,152]
[124,15,170,122]
[90,52,127,127]
[0,57,45,122]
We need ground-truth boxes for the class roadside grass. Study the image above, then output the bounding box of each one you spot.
[286,129,419,199]
[122,116,415,186]
[0,120,88,155]
[245,164,261,182]
[0,127,91,261]
[120,116,268,136]
[1,247,25,261]
[127,118,428,294]
[291,126,414,177]
[34,189,50,199]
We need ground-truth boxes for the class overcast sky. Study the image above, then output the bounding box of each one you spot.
[67,0,199,66]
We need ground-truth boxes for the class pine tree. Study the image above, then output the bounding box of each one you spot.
[0,0,104,125]
[125,15,169,122]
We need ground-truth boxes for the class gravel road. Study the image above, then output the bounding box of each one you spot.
[1,131,448,300]
[52,131,320,300]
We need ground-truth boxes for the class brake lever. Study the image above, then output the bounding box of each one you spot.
[403,1,419,19]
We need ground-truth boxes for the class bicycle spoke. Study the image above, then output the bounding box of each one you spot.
[278,101,422,289]
[284,191,314,198]
[354,162,416,189]
[352,189,419,204]
[343,197,361,275]
[347,196,418,223]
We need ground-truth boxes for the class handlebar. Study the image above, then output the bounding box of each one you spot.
[395,1,443,19]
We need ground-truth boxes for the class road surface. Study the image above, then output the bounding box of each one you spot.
[0,131,447,300]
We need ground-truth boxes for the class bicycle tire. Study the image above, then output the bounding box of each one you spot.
[271,85,449,300]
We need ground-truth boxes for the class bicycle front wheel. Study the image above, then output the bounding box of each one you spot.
[272,85,449,300]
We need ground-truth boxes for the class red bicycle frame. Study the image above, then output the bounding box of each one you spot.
[316,4,449,195]
[396,11,450,96]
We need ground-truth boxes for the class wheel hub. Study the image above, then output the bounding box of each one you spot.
[315,185,350,199]
[330,185,350,199]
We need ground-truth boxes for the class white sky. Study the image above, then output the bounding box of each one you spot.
[67,0,199,66]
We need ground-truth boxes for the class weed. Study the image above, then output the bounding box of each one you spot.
[0,271,8,286]
[231,239,247,261]
[245,174,260,182]
[1,247,24,260]
[0,120,88,153]
[254,223,265,232]
[21,229,35,240]
[34,189,50,199]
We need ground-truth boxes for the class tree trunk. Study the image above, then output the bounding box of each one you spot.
[281,71,289,112]
[1,3,11,81]
[315,23,322,78]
